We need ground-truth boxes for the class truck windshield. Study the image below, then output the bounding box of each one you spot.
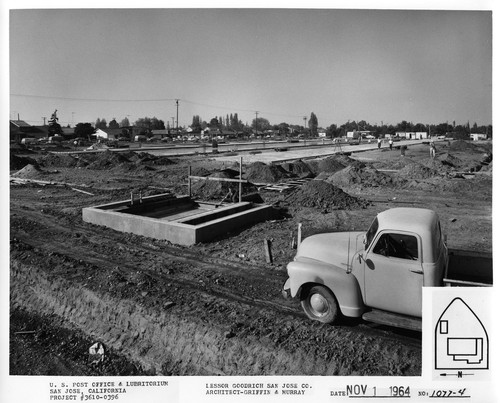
[365,217,378,250]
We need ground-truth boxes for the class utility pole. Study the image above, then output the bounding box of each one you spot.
[303,116,307,132]
[42,117,47,126]
[175,99,179,135]
[255,111,259,136]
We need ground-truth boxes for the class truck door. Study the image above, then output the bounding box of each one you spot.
[364,231,423,317]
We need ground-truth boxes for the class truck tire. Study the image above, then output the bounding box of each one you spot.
[301,285,339,324]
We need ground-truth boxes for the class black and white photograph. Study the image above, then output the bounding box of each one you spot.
[2,1,496,402]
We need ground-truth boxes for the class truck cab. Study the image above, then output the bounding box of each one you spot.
[283,208,449,330]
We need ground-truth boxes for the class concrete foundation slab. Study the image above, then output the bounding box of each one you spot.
[82,193,274,245]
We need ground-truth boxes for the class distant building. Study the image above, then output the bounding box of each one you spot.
[470,133,487,141]
[10,120,49,141]
[151,129,168,137]
[395,131,429,140]
[61,127,75,138]
[95,128,113,140]
[347,130,372,139]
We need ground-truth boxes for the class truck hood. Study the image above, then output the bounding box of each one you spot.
[295,232,365,267]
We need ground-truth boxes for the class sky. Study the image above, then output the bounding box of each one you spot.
[7,6,493,129]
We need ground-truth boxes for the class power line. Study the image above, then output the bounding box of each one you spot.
[11,93,305,119]
[11,93,177,103]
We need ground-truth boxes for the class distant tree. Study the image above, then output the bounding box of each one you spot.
[95,118,107,130]
[395,120,411,132]
[251,117,271,133]
[74,123,95,140]
[308,112,318,136]
[48,109,63,136]
[192,115,201,126]
[454,125,469,140]
[151,117,165,130]
[120,117,130,127]
[191,115,202,132]
[108,118,119,129]
[414,123,427,132]
[277,122,290,135]
[209,117,220,128]
[229,113,243,131]
[434,122,453,136]
[326,124,339,139]
[134,117,165,133]
[356,120,370,131]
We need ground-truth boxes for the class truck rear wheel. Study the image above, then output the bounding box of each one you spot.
[301,285,339,324]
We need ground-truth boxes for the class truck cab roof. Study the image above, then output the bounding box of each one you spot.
[377,208,439,235]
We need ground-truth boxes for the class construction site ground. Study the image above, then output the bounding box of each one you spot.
[9,140,492,376]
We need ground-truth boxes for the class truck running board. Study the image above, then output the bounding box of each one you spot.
[362,309,421,332]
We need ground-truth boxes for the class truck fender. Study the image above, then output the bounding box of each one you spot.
[286,259,366,318]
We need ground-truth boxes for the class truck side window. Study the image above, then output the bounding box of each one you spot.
[373,233,419,260]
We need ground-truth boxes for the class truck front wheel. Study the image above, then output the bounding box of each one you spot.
[301,285,339,324]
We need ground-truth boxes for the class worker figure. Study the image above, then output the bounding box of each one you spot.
[389,138,393,150]
[377,138,382,149]
[430,141,436,159]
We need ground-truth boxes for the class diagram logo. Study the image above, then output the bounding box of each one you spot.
[435,297,489,373]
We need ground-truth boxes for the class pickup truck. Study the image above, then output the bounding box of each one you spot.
[282,208,492,331]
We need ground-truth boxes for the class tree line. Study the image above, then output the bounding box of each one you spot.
[73,112,492,140]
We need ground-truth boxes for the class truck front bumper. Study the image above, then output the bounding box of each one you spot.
[282,278,291,299]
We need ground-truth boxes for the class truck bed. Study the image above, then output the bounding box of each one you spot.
[444,249,492,286]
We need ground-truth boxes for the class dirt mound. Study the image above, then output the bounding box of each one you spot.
[286,180,367,211]
[84,151,132,170]
[245,162,289,183]
[11,164,46,179]
[397,162,439,179]
[449,140,483,152]
[135,152,175,166]
[326,165,396,188]
[118,151,141,161]
[10,153,38,171]
[191,166,211,177]
[371,156,415,170]
[436,153,462,168]
[39,153,78,168]
[317,154,353,173]
[191,172,238,201]
[280,160,313,178]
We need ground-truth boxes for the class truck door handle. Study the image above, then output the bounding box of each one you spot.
[410,269,424,274]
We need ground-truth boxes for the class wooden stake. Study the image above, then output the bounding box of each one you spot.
[239,156,243,203]
[297,223,302,246]
[264,239,273,264]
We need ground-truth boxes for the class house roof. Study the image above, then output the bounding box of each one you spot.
[10,120,31,128]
